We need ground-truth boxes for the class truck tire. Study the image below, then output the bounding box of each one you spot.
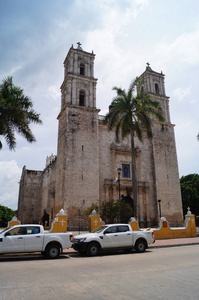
[135,239,147,253]
[86,242,100,256]
[45,244,60,259]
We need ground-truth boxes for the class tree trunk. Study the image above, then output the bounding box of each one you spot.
[130,130,138,220]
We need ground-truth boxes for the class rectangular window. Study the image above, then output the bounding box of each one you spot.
[122,164,130,178]
[118,225,129,232]
[80,64,85,75]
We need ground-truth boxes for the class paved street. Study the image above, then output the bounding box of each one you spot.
[0,244,199,300]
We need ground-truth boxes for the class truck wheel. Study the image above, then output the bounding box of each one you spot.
[87,242,100,256]
[135,239,146,253]
[45,244,60,259]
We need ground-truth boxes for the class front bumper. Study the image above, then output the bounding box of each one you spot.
[72,242,88,252]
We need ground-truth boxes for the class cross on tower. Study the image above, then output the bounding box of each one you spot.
[146,62,150,68]
[77,42,82,49]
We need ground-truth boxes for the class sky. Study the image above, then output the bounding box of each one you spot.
[0,0,199,210]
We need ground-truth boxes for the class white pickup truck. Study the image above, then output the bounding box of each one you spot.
[0,224,73,258]
[73,224,155,256]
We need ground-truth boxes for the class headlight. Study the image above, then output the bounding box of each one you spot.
[79,237,87,242]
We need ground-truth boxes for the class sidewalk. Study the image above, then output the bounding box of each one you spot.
[149,236,199,248]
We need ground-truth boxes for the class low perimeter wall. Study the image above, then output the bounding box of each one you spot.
[153,214,197,240]
[128,212,197,240]
[8,209,197,240]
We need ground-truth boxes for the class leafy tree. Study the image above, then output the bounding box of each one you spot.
[85,200,132,223]
[100,200,132,224]
[104,78,164,219]
[0,76,42,150]
[180,174,199,216]
[0,204,15,227]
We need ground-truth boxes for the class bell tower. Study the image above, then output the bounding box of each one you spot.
[55,43,100,219]
[139,63,170,124]
[139,63,183,225]
[60,42,97,110]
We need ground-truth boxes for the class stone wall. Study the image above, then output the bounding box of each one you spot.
[41,158,57,222]
[55,105,100,218]
[153,123,183,225]
[99,121,158,227]
[17,166,43,223]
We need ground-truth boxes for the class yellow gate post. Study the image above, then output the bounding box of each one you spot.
[89,210,105,232]
[49,209,68,233]
[8,216,21,228]
[129,217,140,231]
[185,207,197,237]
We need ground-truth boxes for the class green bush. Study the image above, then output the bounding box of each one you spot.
[101,200,133,224]
[0,205,15,227]
[180,174,199,216]
[85,200,133,224]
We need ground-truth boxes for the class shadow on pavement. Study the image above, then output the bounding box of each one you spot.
[0,253,70,262]
[68,249,153,258]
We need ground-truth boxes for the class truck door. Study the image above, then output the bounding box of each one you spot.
[3,226,25,253]
[102,226,120,248]
[117,225,133,247]
[24,226,43,252]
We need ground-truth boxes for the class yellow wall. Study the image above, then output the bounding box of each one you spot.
[129,214,197,239]
[154,215,197,239]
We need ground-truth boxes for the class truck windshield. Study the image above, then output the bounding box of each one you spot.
[0,227,10,234]
[92,225,108,233]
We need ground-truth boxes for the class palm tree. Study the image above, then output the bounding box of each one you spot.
[0,76,42,150]
[104,77,164,220]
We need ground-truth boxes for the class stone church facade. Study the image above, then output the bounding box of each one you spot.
[17,43,183,228]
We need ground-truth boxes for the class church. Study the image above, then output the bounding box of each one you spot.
[17,43,183,229]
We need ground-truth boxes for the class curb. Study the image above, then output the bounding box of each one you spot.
[149,242,199,249]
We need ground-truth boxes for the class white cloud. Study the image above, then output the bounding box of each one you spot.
[48,85,60,100]
[154,27,199,66]
[0,161,21,210]
[10,65,22,75]
[173,87,191,102]
[175,120,199,176]
[84,1,149,108]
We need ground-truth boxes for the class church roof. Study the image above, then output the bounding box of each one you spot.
[140,63,165,77]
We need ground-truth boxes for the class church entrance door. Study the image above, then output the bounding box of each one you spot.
[120,195,134,223]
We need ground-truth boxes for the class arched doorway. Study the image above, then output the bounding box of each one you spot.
[120,195,134,223]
